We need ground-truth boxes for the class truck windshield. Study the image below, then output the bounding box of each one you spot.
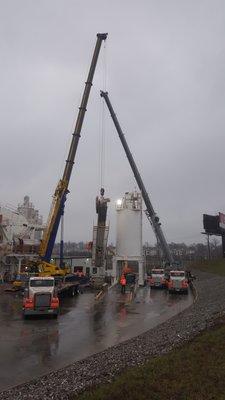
[170,272,185,277]
[152,270,164,275]
[30,280,54,287]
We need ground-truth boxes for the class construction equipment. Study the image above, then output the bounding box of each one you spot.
[100,91,173,266]
[23,276,59,318]
[33,33,107,277]
[149,268,166,289]
[167,270,189,294]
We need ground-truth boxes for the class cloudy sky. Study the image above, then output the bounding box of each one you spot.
[1,0,225,246]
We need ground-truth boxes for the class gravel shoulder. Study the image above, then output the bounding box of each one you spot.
[1,270,225,400]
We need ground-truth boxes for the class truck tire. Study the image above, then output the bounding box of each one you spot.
[70,287,76,297]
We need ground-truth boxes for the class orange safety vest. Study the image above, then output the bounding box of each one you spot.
[120,276,126,286]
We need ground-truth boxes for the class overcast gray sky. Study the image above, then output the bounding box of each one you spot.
[1,0,225,245]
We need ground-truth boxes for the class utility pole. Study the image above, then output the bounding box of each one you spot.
[207,234,211,260]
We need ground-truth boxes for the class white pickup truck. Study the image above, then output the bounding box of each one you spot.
[23,276,59,317]
[167,270,189,294]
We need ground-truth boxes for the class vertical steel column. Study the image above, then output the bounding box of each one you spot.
[59,208,64,268]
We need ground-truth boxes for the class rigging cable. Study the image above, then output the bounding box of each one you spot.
[99,40,107,190]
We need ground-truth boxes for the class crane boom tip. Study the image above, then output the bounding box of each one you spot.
[97,33,108,40]
[100,90,108,97]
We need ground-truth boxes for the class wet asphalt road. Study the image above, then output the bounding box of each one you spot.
[0,286,192,391]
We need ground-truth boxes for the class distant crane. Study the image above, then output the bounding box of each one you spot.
[100,90,173,265]
[37,33,108,272]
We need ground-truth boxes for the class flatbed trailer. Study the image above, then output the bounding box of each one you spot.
[55,274,90,297]
[57,281,79,297]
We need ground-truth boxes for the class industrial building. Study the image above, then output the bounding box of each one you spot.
[0,196,44,277]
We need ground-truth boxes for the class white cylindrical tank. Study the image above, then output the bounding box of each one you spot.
[116,192,142,257]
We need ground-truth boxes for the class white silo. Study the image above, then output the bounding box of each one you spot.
[112,191,144,285]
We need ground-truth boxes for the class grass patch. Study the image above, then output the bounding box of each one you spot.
[72,319,225,400]
[191,258,225,276]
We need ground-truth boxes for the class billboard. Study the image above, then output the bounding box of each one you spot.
[219,213,225,232]
[203,213,225,259]
[203,213,225,235]
[203,214,219,234]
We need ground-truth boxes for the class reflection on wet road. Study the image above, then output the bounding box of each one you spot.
[0,286,193,390]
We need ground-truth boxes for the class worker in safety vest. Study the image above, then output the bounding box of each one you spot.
[120,274,126,294]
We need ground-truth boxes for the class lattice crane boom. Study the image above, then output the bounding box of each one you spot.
[38,34,108,262]
[100,90,173,265]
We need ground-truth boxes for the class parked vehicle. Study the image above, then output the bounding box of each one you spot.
[149,268,166,288]
[167,270,189,294]
[23,276,59,317]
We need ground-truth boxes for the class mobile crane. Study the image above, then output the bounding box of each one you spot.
[32,33,108,277]
[100,91,173,266]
